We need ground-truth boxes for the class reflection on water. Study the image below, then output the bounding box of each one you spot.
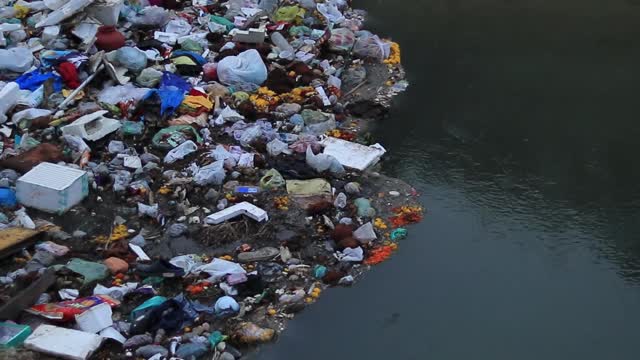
[253,0,640,359]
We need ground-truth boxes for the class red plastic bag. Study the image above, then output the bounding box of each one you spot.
[27,295,120,321]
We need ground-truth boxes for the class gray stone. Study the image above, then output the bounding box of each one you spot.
[72,230,87,239]
[220,351,236,360]
[237,247,279,263]
[135,344,168,358]
[175,343,208,359]
[204,189,219,201]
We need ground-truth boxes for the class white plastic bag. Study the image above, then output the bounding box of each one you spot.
[306,146,345,175]
[194,258,246,282]
[353,31,391,62]
[217,49,268,86]
[164,140,197,163]
[194,160,226,185]
[316,3,344,24]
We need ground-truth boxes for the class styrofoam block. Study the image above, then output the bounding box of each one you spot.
[319,137,386,171]
[232,28,266,43]
[205,202,268,225]
[75,302,113,333]
[24,325,103,360]
[61,110,121,141]
[85,0,124,26]
[16,162,88,214]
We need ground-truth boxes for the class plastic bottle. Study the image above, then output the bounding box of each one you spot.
[270,32,294,53]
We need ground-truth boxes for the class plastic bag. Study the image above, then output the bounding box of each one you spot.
[164,140,197,163]
[306,146,345,175]
[273,5,305,23]
[151,125,202,150]
[266,138,290,156]
[115,47,148,72]
[0,47,34,73]
[316,3,344,24]
[194,258,246,282]
[98,84,149,105]
[13,208,35,229]
[239,125,263,147]
[129,6,169,27]
[353,31,391,62]
[136,67,163,87]
[259,169,285,189]
[66,258,110,284]
[214,296,239,317]
[194,160,226,186]
[328,28,355,52]
[113,170,132,192]
[217,49,268,87]
[165,18,191,36]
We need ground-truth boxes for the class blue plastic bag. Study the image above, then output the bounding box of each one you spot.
[15,70,63,92]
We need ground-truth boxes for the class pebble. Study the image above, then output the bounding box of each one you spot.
[72,230,87,239]
[389,190,400,196]
[220,351,236,360]
[224,345,242,359]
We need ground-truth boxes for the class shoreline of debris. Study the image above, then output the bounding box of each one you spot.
[0,0,421,359]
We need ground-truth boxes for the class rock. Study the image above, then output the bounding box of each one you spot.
[344,182,361,194]
[103,257,129,274]
[224,344,242,359]
[175,343,208,359]
[389,190,400,196]
[237,247,279,263]
[220,351,236,360]
[167,223,188,237]
[205,189,219,200]
[135,344,168,359]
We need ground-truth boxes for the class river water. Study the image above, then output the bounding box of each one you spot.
[251,0,640,358]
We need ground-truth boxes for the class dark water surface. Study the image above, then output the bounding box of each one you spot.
[252,0,640,358]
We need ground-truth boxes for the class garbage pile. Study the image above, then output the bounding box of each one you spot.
[0,0,419,358]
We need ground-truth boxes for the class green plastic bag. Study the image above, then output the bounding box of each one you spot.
[273,6,305,24]
[260,169,285,189]
[130,296,167,320]
[66,258,109,285]
[151,125,203,150]
[210,15,235,32]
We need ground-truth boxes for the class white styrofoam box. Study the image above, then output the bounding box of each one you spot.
[24,324,104,360]
[16,162,88,214]
[205,201,268,225]
[61,110,121,141]
[319,137,386,171]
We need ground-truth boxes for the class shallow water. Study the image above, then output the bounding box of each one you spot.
[251,0,640,358]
